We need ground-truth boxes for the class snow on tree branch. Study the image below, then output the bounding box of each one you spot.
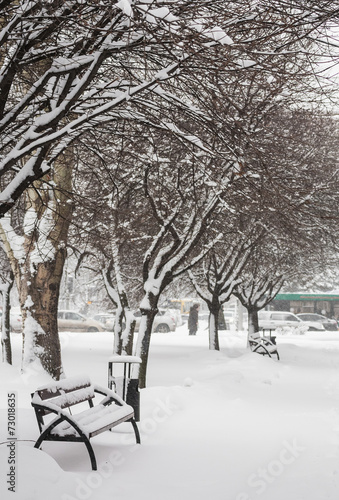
[1,0,337,216]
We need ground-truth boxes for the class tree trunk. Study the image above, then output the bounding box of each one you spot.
[19,253,66,379]
[102,267,136,356]
[248,307,259,335]
[121,310,136,356]
[133,286,160,389]
[208,304,220,351]
[113,305,136,356]
[113,305,124,354]
[115,286,136,356]
[134,308,157,389]
[1,278,14,364]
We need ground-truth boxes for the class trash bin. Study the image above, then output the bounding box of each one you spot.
[263,329,276,344]
[108,355,142,422]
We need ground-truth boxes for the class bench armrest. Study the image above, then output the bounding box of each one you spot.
[261,338,276,347]
[93,384,126,407]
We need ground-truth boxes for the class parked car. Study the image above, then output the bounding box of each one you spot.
[166,308,183,327]
[57,310,106,332]
[133,309,176,333]
[296,313,338,331]
[92,313,115,331]
[93,309,177,333]
[258,310,326,332]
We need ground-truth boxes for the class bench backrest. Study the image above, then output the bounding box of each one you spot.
[32,376,95,414]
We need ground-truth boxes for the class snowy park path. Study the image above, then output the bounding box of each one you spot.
[2,327,339,499]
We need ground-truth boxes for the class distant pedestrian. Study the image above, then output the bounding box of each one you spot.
[188,304,199,335]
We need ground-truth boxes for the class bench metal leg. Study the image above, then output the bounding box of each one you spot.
[34,417,98,470]
[34,417,64,449]
[130,418,141,444]
[83,438,97,470]
[252,345,272,359]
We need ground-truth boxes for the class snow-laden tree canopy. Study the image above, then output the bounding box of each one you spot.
[1,0,338,216]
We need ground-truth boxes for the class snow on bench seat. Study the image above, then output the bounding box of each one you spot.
[49,400,134,438]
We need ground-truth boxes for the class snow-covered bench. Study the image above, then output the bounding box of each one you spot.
[249,332,280,360]
[31,375,140,470]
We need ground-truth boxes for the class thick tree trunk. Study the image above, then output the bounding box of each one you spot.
[248,307,259,335]
[19,253,66,379]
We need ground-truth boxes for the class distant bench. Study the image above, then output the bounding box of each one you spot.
[31,375,140,470]
[249,332,280,360]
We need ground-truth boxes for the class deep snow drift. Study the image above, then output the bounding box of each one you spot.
[1,323,339,500]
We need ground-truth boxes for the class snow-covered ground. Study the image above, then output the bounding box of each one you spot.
[2,322,339,499]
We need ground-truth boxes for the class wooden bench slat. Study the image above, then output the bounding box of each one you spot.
[39,387,95,409]
[36,376,92,400]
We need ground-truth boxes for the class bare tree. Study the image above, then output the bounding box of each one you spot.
[1,0,338,216]
[235,266,285,336]
[188,239,253,350]
[70,123,232,387]
[71,82,339,385]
